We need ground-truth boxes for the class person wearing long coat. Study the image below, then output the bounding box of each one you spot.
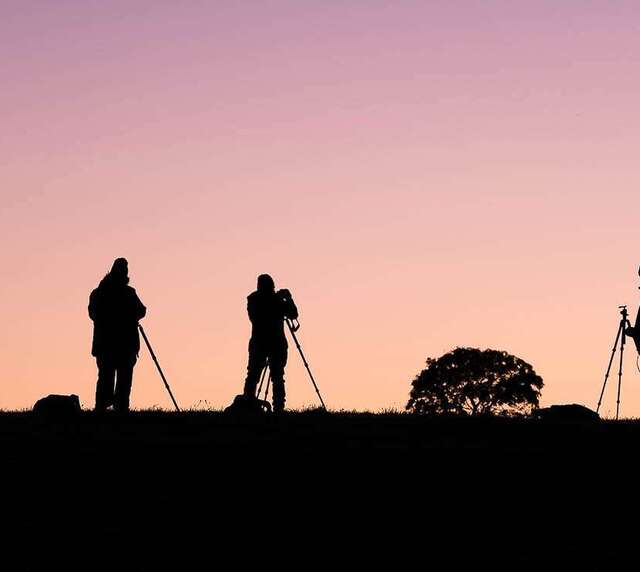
[89,258,146,412]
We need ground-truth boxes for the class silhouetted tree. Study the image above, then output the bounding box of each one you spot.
[407,347,543,416]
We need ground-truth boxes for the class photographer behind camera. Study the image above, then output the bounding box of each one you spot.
[243,274,299,413]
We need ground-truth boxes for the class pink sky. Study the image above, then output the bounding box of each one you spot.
[2,1,640,414]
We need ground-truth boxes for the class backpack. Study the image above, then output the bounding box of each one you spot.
[33,394,82,418]
[224,394,272,415]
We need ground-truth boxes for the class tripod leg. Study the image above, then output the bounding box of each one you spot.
[256,362,269,399]
[265,372,271,401]
[616,329,626,420]
[138,325,181,412]
[286,322,327,410]
[597,323,623,414]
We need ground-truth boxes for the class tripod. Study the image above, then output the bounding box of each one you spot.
[256,319,327,410]
[139,324,181,412]
[596,306,631,420]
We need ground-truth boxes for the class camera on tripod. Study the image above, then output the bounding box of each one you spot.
[276,288,292,301]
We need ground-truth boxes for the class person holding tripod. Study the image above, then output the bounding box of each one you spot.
[244,274,298,413]
[89,258,147,413]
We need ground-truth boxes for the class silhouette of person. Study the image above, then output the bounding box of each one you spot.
[244,274,298,413]
[89,258,146,412]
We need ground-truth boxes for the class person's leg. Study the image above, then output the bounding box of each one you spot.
[95,356,115,412]
[114,355,137,413]
[244,340,267,398]
[269,345,288,413]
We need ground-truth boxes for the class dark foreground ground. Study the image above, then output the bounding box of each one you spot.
[2,410,639,570]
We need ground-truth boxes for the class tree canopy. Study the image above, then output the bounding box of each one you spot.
[406,347,543,416]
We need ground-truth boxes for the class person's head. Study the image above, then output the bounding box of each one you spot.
[257,274,275,293]
[108,258,129,284]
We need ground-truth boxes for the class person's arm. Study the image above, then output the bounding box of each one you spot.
[247,295,257,323]
[285,298,299,321]
[88,289,99,322]
[132,290,147,321]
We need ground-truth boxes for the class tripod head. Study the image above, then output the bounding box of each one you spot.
[618,306,632,342]
[619,305,629,320]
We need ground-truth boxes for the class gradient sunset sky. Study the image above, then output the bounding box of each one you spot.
[2,1,640,414]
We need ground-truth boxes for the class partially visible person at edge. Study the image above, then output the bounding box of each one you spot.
[89,258,146,412]
[243,274,298,413]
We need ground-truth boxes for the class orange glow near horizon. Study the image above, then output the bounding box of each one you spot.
[2,2,640,415]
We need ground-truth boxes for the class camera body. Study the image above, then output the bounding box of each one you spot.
[277,288,292,301]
